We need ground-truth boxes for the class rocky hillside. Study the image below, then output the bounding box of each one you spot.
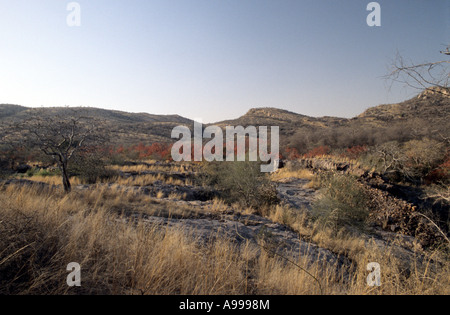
[214,107,345,132]
[212,89,450,150]
[358,87,450,123]
[217,89,449,131]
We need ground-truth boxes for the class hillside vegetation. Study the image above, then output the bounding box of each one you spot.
[2,87,449,148]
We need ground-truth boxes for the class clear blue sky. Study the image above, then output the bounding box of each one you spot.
[0,0,448,123]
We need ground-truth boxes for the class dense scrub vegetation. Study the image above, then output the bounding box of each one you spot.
[283,137,449,186]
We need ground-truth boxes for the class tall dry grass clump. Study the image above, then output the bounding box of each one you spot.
[271,167,315,182]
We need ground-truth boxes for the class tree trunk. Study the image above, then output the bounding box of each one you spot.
[60,161,71,193]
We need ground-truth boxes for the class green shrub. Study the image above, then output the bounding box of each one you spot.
[38,169,57,177]
[69,154,118,184]
[26,168,34,177]
[26,167,60,178]
[311,172,369,233]
[200,161,279,210]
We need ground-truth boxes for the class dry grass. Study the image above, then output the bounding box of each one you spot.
[19,175,83,187]
[304,176,322,190]
[210,198,229,213]
[0,183,247,294]
[271,168,315,182]
[0,183,448,295]
[307,155,362,166]
[109,162,193,174]
[269,205,309,233]
[270,166,322,191]
[21,171,191,190]
[114,174,190,187]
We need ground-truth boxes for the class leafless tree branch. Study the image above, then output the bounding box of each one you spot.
[385,49,450,96]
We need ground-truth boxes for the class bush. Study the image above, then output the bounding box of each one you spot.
[362,139,447,183]
[403,138,446,181]
[311,172,369,233]
[200,161,279,210]
[305,146,331,158]
[69,153,118,184]
[426,155,450,184]
[26,167,60,178]
[342,145,368,160]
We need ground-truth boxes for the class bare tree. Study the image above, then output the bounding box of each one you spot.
[426,185,450,204]
[386,47,450,95]
[18,109,104,193]
[374,141,409,175]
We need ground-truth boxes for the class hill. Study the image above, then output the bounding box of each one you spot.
[215,107,345,128]
[0,105,193,144]
[216,88,449,129]
[1,88,449,148]
[212,89,449,151]
[358,87,450,123]
[0,104,29,119]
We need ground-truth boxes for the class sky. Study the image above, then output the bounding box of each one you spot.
[0,0,448,123]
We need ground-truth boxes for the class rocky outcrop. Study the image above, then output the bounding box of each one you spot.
[276,178,317,210]
[418,86,450,99]
[289,158,448,248]
[289,158,369,177]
